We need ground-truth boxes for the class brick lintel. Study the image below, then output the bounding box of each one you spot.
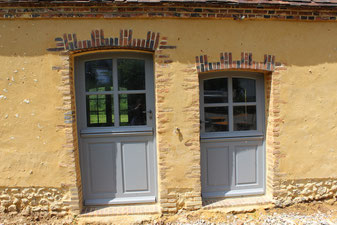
[196,52,279,73]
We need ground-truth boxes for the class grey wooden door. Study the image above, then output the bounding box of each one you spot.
[200,72,265,198]
[75,52,157,205]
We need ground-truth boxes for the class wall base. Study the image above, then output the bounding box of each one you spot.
[0,186,71,216]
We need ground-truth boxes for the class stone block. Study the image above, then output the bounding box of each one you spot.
[32,206,41,212]
[22,206,31,216]
[161,202,176,208]
[0,206,6,213]
[1,200,11,207]
[39,198,49,205]
[185,200,202,208]
[21,198,29,205]
[13,193,23,198]
[50,204,62,211]
[11,189,19,193]
[41,206,49,211]
[0,195,10,200]
[7,205,17,212]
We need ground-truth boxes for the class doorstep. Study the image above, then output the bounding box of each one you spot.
[79,196,273,217]
[80,203,160,217]
[202,195,274,211]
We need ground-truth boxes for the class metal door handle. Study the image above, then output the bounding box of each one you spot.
[143,110,153,119]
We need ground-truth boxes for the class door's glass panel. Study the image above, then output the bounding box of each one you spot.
[233,106,257,131]
[233,78,256,103]
[119,94,146,126]
[85,60,113,92]
[204,78,228,103]
[204,107,229,132]
[118,59,145,91]
[86,95,114,127]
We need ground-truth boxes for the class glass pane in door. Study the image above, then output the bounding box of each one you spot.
[204,107,229,132]
[203,78,228,103]
[233,106,257,131]
[119,94,146,126]
[85,60,113,92]
[118,59,145,91]
[232,78,256,103]
[86,95,114,127]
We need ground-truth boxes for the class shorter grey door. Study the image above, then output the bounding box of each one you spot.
[201,137,264,197]
[200,72,265,198]
[75,52,157,205]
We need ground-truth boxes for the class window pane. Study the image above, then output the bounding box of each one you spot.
[118,59,145,91]
[205,107,229,132]
[86,95,114,127]
[85,60,113,92]
[204,78,228,103]
[233,106,257,131]
[233,78,256,103]
[119,94,146,126]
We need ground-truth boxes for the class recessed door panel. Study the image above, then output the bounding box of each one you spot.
[207,147,230,186]
[235,145,257,185]
[122,142,149,192]
[88,142,117,193]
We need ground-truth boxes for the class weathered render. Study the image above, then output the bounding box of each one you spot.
[0,0,336,217]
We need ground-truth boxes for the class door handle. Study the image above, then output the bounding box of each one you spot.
[143,110,153,119]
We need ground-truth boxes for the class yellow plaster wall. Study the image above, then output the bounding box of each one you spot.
[0,19,337,188]
[0,54,69,187]
[278,64,337,179]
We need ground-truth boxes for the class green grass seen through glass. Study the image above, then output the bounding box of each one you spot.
[89,114,128,125]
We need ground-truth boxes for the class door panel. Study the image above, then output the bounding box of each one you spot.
[88,142,117,193]
[81,138,119,200]
[235,145,257,185]
[206,146,230,187]
[75,52,156,205]
[122,141,149,192]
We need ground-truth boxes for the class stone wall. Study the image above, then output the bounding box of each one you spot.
[0,186,71,216]
[155,61,202,213]
[160,189,202,213]
[274,179,337,207]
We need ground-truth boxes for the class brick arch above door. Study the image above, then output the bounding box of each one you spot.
[47,29,176,53]
[196,52,281,73]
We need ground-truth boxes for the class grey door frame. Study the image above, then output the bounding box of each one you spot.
[74,51,158,205]
[200,71,266,198]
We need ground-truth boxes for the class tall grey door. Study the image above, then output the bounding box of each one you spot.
[200,72,265,198]
[75,52,157,205]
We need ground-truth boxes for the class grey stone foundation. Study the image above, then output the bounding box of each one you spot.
[0,186,71,216]
[275,179,337,207]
